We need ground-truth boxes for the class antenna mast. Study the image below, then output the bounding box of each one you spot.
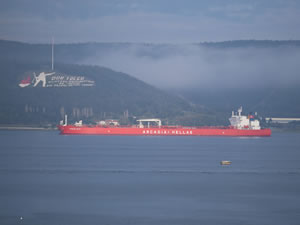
[51,37,54,71]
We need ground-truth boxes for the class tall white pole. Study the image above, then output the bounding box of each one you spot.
[51,37,54,71]
[64,114,68,126]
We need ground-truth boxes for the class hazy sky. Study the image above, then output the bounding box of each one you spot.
[1,0,300,43]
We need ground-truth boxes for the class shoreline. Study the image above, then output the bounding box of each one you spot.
[0,126,57,130]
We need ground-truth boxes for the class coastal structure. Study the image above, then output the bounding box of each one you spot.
[265,118,300,124]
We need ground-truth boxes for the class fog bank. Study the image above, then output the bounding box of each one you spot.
[82,44,300,90]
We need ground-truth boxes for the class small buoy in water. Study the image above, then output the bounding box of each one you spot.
[220,160,232,165]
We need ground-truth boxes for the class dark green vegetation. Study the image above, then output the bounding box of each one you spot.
[176,87,300,118]
[1,40,299,128]
[0,43,219,126]
[0,61,202,126]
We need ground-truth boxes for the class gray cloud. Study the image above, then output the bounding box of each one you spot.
[1,0,300,43]
[81,44,300,90]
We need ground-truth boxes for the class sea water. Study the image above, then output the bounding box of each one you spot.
[0,130,300,225]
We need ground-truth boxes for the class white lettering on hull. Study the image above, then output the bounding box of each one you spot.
[69,127,81,130]
[142,129,193,135]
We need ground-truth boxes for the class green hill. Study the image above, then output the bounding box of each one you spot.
[0,60,221,126]
[1,39,299,127]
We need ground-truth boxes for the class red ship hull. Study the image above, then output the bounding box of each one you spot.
[58,125,271,137]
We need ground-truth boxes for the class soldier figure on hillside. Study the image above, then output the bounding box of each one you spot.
[33,72,55,87]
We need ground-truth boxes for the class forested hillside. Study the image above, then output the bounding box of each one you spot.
[0,59,221,126]
[1,39,300,127]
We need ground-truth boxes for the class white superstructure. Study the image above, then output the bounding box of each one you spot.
[229,107,261,130]
[137,119,162,128]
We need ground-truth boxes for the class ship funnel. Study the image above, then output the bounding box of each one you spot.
[238,107,242,116]
[64,114,68,126]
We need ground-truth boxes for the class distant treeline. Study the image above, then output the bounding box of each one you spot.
[1,39,300,126]
[0,59,222,126]
[2,39,300,65]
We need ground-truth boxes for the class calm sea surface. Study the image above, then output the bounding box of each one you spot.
[0,130,300,225]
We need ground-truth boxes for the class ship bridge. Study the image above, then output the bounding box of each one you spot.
[137,119,162,128]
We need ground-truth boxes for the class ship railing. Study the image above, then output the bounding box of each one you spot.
[191,126,231,129]
[94,125,143,128]
[85,124,232,129]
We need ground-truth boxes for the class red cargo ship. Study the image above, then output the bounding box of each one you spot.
[58,107,271,137]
